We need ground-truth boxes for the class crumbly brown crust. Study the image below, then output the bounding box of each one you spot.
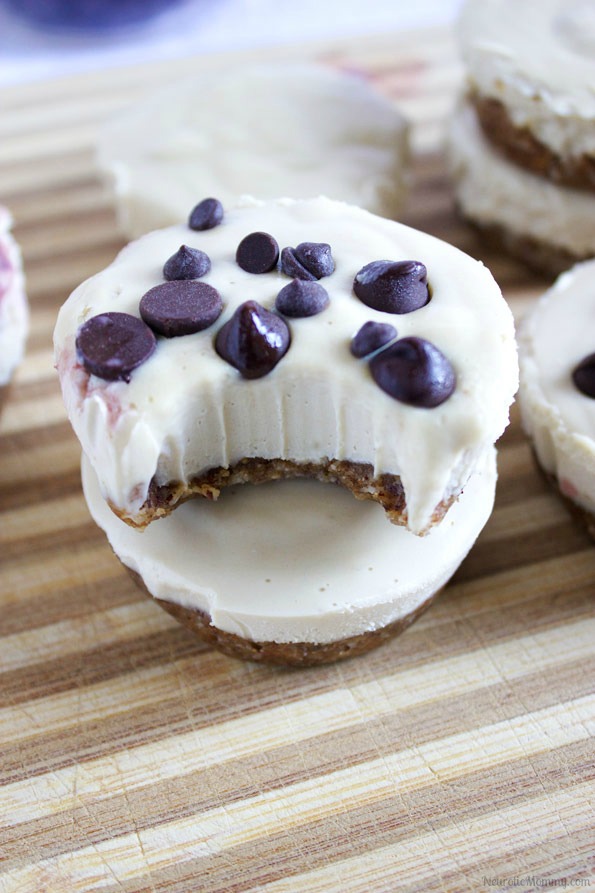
[113,457,454,532]
[126,568,439,666]
[458,211,587,278]
[472,93,595,192]
[0,384,8,414]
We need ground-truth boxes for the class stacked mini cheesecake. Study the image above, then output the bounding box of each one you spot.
[54,195,518,665]
[449,0,595,276]
[449,2,595,538]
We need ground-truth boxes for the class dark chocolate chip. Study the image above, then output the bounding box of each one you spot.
[369,336,455,407]
[280,247,316,281]
[140,281,223,337]
[353,260,429,314]
[281,242,335,280]
[188,197,224,231]
[275,279,329,318]
[296,242,334,278]
[236,232,279,274]
[163,245,211,281]
[350,321,397,358]
[215,300,290,379]
[76,312,156,383]
[572,353,595,398]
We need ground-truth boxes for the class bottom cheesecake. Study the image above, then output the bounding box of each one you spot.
[82,448,497,666]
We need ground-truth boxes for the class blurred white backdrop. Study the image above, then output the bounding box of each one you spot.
[0,0,464,85]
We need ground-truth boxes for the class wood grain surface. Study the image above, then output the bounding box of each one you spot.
[1,27,594,893]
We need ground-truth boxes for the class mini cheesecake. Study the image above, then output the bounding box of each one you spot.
[0,207,28,404]
[97,63,411,238]
[459,0,595,189]
[518,259,595,536]
[450,0,595,274]
[54,196,518,535]
[448,101,595,276]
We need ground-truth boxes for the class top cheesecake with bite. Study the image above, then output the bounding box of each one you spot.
[54,196,518,534]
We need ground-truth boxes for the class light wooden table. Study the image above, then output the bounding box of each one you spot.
[1,28,594,893]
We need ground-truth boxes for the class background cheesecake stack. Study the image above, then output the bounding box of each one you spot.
[449,0,595,277]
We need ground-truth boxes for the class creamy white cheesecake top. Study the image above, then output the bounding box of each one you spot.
[458,0,595,158]
[82,449,497,645]
[518,260,595,512]
[54,196,517,534]
[0,207,28,387]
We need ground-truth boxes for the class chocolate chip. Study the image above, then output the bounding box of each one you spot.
[281,242,334,280]
[572,353,595,398]
[163,245,211,281]
[297,242,335,277]
[350,321,397,358]
[280,247,315,281]
[275,279,329,318]
[236,232,279,274]
[369,336,455,407]
[353,260,429,314]
[76,312,156,383]
[188,197,224,231]
[215,300,290,379]
[140,281,223,337]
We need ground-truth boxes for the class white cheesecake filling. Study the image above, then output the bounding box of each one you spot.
[0,207,28,387]
[97,63,410,239]
[54,197,517,534]
[519,260,595,514]
[458,0,595,160]
[448,101,595,258]
[82,448,497,645]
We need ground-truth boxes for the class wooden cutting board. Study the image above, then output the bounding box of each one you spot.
[1,27,594,893]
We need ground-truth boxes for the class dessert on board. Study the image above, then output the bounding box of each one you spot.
[54,196,517,663]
